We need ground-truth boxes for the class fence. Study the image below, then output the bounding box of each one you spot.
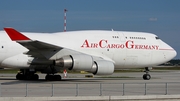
[0,82,180,97]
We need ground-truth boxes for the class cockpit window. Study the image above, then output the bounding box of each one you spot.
[155,37,160,40]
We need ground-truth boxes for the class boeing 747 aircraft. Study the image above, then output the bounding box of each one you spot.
[0,28,176,80]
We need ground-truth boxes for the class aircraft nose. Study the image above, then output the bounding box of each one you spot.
[160,41,177,61]
[171,49,177,59]
[165,47,177,61]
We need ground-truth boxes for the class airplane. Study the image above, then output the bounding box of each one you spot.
[0,27,176,81]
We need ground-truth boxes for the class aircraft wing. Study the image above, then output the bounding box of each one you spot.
[3,28,115,76]
[4,28,63,59]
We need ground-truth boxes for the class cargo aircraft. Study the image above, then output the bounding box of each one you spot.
[0,28,177,80]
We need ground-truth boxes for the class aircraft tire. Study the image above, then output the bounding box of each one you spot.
[54,75,61,81]
[45,75,50,81]
[143,74,151,80]
[45,75,61,81]
[16,73,25,80]
[33,74,39,80]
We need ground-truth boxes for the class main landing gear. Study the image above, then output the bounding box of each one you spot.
[45,65,62,81]
[143,67,151,80]
[16,69,39,80]
[45,74,61,81]
[16,69,62,81]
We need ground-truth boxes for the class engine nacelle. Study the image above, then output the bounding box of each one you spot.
[55,55,114,75]
[90,60,114,75]
[55,54,94,71]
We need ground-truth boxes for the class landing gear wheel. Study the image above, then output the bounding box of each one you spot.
[45,75,51,80]
[143,74,151,80]
[16,69,39,80]
[33,74,39,80]
[45,75,61,81]
[16,73,25,80]
[54,75,61,81]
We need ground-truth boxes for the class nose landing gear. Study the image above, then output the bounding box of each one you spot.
[143,67,151,80]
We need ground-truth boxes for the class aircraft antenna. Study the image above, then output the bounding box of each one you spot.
[64,9,67,32]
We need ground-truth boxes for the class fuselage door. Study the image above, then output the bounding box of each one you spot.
[118,32,126,42]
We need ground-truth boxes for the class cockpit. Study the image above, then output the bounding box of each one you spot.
[155,37,160,40]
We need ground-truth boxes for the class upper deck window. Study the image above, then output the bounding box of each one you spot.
[130,37,146,40]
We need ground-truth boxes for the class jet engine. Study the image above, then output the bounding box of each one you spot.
[90,60,114,75]
[55,54,114,75]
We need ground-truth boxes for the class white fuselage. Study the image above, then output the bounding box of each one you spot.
[0,30,177,69]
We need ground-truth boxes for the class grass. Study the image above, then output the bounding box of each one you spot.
[114,69,143,73]
[0,69,19,73]
[153,66,180,70]
[96,76,134,78]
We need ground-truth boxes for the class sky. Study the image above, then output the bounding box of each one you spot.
[0,0,180,58]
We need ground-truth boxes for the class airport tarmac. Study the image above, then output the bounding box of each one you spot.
[0,70,180,84]
[0,70,179,97]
